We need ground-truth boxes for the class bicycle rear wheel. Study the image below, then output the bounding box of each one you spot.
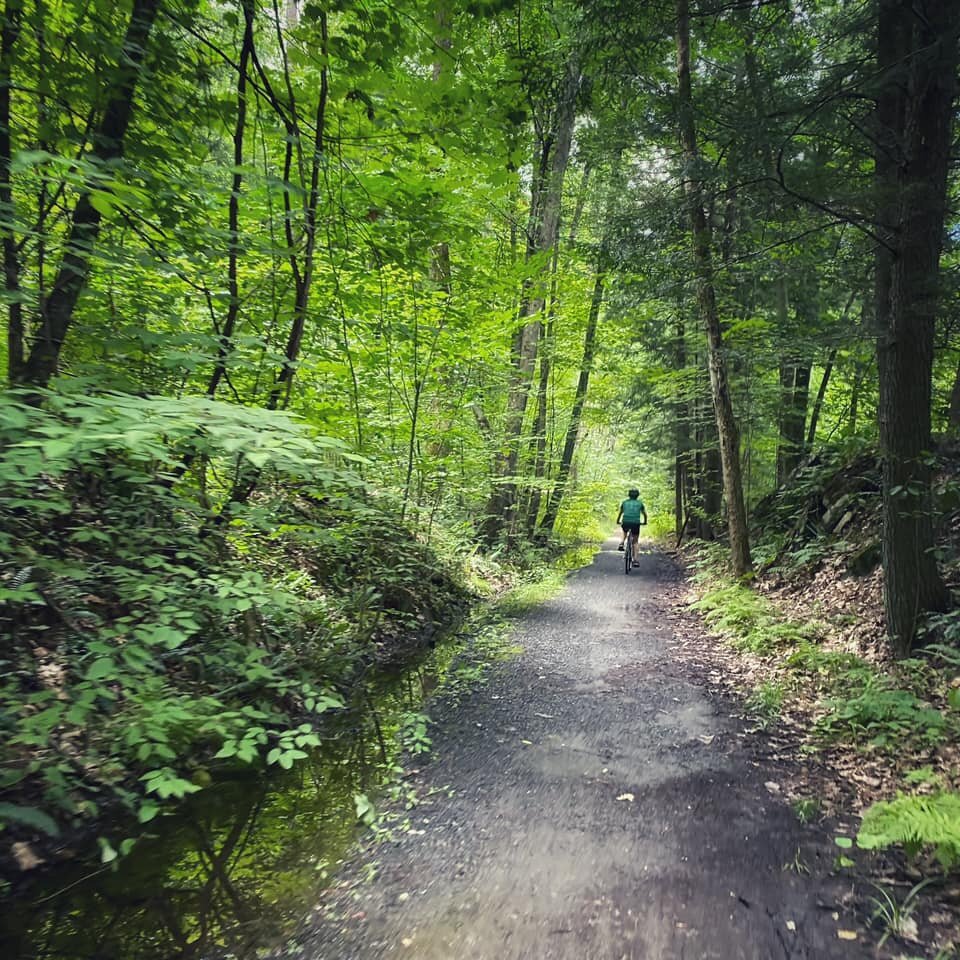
[624,534,632,574]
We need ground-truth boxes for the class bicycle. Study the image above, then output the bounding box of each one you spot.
[623,521,647,575]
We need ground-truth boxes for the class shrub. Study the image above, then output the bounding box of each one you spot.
[858,791,960,870]
[815,681,949,750]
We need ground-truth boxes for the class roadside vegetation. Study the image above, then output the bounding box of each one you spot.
[682,442,960,957]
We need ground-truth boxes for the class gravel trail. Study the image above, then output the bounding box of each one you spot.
[286,543,872,960]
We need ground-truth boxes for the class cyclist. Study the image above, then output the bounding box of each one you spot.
[617,488,648,561]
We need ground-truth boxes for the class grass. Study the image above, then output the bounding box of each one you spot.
[745,680,787,728]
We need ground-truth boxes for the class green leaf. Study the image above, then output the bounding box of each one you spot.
[354,793,375,825]
[98,837,118,863]
[85,658,117,681]
[0,802,60,837]
[89,192,115,217]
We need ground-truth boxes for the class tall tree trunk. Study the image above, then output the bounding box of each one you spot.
[16,0,161,388]
[207,0,255,399]
[778,356,812,481]
[540,260,604,534]
[688,384,719,541]
[806,347,837,448]
[267,9,328,411]
[480,51,579,541]
[539,149,622,534]
[675,0,751,575]
[1,0,22,383]
[525,254,558,535]
[673,307,691,540]
[775,358,794,486]
[875,0,955,655]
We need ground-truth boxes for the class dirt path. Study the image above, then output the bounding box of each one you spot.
[284,544,874,959]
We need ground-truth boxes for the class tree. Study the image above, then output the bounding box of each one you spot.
[874,0,957,655]
[675,0,751,575]
[15,0,161,388]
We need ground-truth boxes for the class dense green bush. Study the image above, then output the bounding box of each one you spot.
[0,390,468,845]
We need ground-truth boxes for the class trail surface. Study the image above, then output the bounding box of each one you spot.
[287,544,872,959]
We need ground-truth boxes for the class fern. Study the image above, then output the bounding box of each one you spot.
[691,583,820,654]
[858,791,960,870]
[816,685,948,749]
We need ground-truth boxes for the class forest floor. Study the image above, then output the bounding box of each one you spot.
[274,542,883,960]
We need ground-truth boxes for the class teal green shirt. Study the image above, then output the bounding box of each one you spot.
[620,498,645,523]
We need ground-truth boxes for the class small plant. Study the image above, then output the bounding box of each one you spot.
[400,712,432,755]
[782,846,810,874]
[746,681,785,728]
[858,790,960,869]
[792,797,821,824]
[867,878,933,948]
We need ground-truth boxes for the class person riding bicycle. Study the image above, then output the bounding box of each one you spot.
[617,488,648,556]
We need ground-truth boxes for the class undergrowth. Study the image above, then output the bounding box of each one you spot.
[0,390,563,867]
[689,563,823,655]
[688,542,960,878]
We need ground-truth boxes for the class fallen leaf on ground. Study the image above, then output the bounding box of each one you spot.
[764,781,781,793]
[837,930,858,940]
[697,734,715,745]
[786,920,796,931]
[12,842,45,871]
[616,793,635,802]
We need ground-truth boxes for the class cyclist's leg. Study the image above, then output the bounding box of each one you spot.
[618,523,627,550]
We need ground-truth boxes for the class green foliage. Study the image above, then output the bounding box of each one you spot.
[0,802,61,837]
[814,680,949,751]
[792,797,821,825]
[858,791,960,870]
[691,582,820,654]
[745,680,786,728]
[0,389,470,841]
[867,878,935,947]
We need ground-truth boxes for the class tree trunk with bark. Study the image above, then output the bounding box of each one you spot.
[16,0,161,388]
[675,0,751,575]
[875,0,955,655]
[539,261,604,534]
[806,348,837,449]
[1,0,23,383]
[480,51,579,541]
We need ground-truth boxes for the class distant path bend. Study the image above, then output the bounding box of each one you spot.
[290,542,871,960]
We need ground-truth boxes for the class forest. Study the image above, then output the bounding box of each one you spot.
[0,0,959,952]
